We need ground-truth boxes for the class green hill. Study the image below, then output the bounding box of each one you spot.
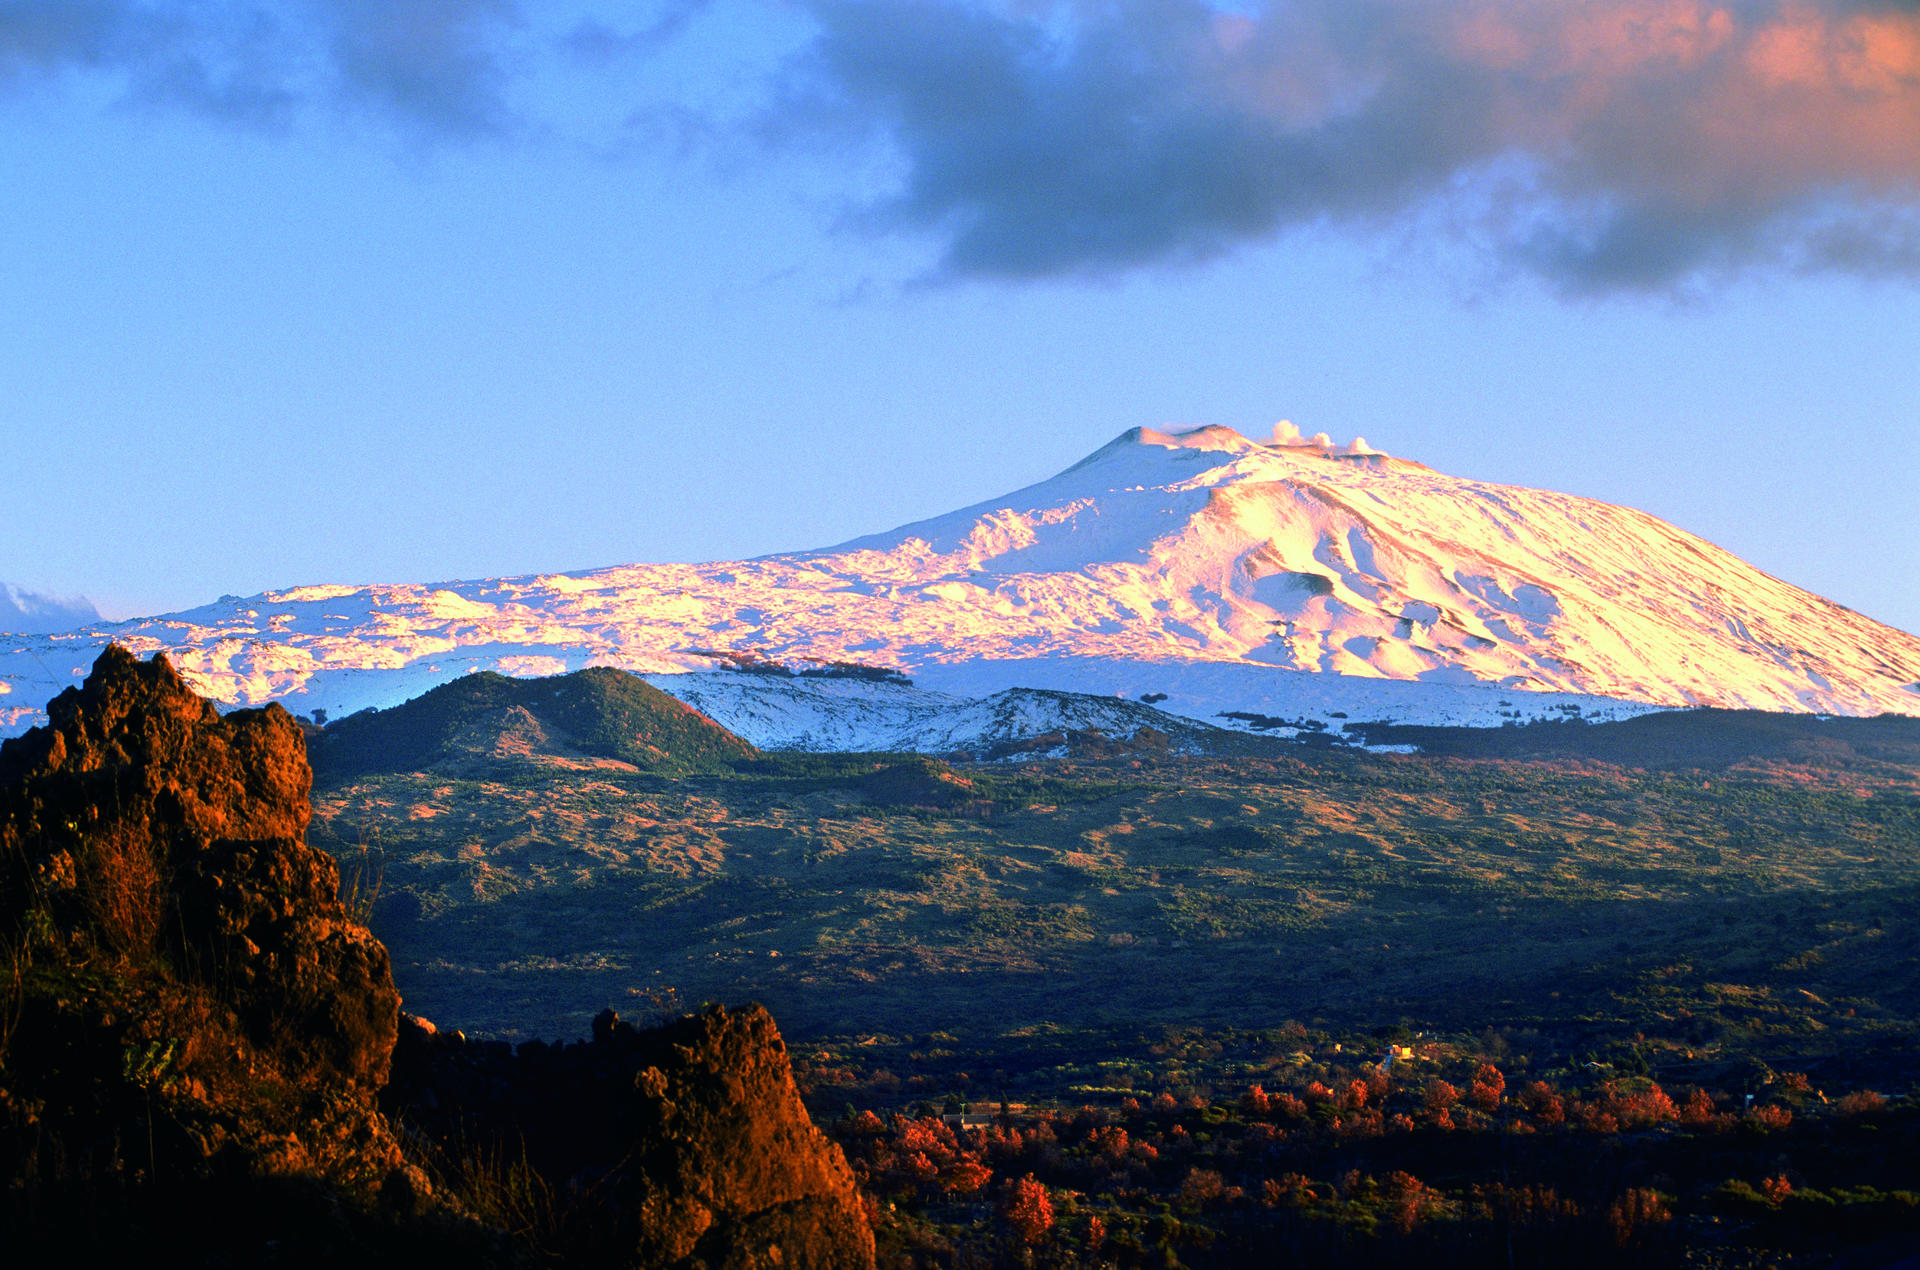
[1345,707,1920,772]
[308,667,757,780]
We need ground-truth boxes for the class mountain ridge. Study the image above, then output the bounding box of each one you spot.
[4,425,1916,740]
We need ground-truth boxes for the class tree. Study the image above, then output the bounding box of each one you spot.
[1001,1174,1054,1246]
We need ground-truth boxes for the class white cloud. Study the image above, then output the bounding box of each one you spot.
[0,583,102,635]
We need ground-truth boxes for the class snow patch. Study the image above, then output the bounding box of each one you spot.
[267,584,364,603]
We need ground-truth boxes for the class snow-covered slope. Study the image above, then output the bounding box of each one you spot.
[5,424,1917,741]
[645,675,1263,755]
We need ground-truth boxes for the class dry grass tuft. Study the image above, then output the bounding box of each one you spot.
[79,824,168,957]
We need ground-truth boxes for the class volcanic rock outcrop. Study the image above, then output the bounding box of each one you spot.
[0,645,405,1192]
[388,1004,876,1269]
[0,647,873,1268]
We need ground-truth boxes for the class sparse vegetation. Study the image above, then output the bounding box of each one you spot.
[787,1020,1919,1268]
[313,739,1920,1063]
[308,666,757,780]
[296,693,1920,1265]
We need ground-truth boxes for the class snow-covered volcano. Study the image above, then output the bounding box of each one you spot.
[5,425,1917,741]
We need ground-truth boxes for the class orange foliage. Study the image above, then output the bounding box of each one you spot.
[1469,1182,1582,1226]
[1517,1080,1565,1126]
[1000,1175,1054,1246]
[1580,1082,1678,1131]
[849,1114,994,1198]
[1178,1167,1240,1211]
[1468,1063,1506,1111]
[1606,1188,1672,1247]
[1262,1173,1320,1208]
[1383,1170,1442,1234]
[1680,1087,1721,1127]
[1838,1090,1886,1117]
[1342,1106,1387,1137]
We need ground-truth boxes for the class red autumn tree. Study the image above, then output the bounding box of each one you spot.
[1468,1064,1506,1111]
[1001,1174,1055,1247]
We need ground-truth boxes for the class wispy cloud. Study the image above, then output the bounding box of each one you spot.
[0,583,101,635]
[775,0,1920,291]
[562,1,710,65]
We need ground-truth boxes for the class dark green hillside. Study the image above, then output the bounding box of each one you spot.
[1348,707,1920,772]
[308,666,757,779]
[302,698,1920,1268]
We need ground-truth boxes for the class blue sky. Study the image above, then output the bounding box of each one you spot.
[4,0,1918,636]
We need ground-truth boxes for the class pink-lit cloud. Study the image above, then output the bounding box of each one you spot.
[8,1,1920,289]
[778,0,1920,289]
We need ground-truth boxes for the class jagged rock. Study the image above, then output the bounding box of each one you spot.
[0,647,873,1268]
[387,1003,876,1269]
[0,647,403,1189]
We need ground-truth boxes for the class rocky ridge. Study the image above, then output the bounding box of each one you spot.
[0,647,872,1268]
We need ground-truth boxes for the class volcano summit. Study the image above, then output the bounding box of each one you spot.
[5,425,1917,742]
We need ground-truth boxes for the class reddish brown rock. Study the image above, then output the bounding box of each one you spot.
[0,647,873,1268]
[0,645,398,1097]
[388,1003,875,1269]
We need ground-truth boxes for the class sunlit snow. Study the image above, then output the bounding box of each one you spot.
[3,426,1917,742]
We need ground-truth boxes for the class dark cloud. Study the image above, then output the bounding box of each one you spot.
[0,584,101,635]
[779,0,1920,292]
[316,0,519,137]
[0,0,520,135]
[0,0,168,77]
[11,0,1920,291]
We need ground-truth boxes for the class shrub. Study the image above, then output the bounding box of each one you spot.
[1000,1175,1054,1246]
[1177,1168,1237,1211]
[1517,1080,1565,1126]
[1468,1064,1506,1112]
[1606,1188,1672,1247]
[1837,1090,1886,1118]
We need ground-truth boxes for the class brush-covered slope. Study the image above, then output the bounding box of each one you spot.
[1346,706,1920,769]
[308,666,757,780]
[6,425,1917,735]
